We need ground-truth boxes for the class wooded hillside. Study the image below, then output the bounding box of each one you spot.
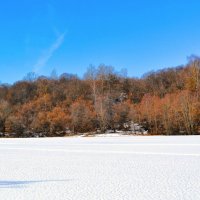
[0,57,200,137]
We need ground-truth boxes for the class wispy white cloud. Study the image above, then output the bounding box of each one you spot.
[33,32,66,72]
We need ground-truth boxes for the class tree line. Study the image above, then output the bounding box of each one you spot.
[0,57,199,137]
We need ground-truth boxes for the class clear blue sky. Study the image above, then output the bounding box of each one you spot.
[1,0,200,83]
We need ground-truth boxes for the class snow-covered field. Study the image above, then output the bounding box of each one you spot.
[0,136,200,200]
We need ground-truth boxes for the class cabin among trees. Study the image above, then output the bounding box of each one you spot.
[0,57,200,137]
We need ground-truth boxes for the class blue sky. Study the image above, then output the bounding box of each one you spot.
[1,0,200,83]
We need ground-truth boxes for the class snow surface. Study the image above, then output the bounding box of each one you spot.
[0,136,200,200]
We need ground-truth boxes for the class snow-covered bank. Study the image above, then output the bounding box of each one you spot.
[0,136,200,200]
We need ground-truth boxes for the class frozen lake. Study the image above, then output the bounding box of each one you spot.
[0,136,200,200]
